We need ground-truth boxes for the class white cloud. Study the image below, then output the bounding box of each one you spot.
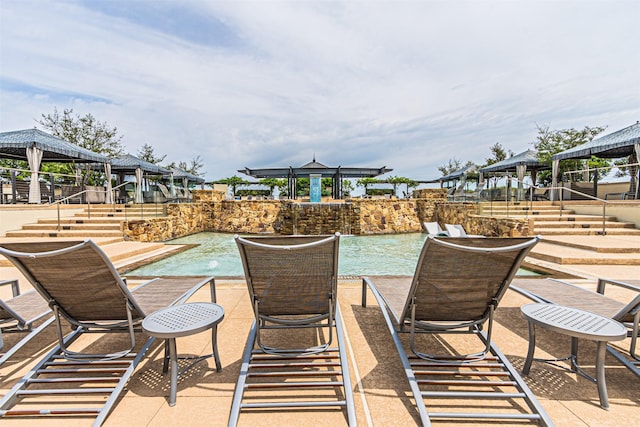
[1,0,639,182]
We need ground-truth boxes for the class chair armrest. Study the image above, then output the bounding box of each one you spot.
[0,279,20,297]
[597,278,640,295]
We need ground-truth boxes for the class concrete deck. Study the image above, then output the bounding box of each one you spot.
[1,234,639,425]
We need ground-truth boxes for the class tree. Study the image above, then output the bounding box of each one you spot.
[534,124,607,185]
[215,175,250,196]
[167,155,205,177]
[36,107,125,185]
[38,107,124,157]
[437,158,463,176]
[258,178,282,196]
[341,179,354,197]
[137,143,166,164]
[484,142,514,167]
[384,176,417,197]
[356,177,379,194]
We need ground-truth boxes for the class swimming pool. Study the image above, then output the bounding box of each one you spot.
[128,232,542,277]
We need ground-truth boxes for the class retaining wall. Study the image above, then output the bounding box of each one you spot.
[123,188,531,241]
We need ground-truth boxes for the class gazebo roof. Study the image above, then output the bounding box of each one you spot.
[0,128,109,163]
[239,157,392,179]
[110,154,170,175]
[479,149,548,174]
[439,164,476,181]
[170,167,205,184]
[553,122,640,161]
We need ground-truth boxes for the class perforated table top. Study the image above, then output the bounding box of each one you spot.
[521,303,626,342]
[142,302,224,339]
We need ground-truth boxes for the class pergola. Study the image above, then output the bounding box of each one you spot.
[238,156,393,199]
[552,122,640,200]
[438,164,477,189]
[0,128,109,203]
[110,154,170,203]
[169,167,205,197]
[479,149,549,199]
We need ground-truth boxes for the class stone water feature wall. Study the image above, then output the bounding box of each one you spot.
[352,199,422,234]
[279,202,360,235]
[124,189,529,241]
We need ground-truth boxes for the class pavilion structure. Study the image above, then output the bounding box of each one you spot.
[238,156,392,199]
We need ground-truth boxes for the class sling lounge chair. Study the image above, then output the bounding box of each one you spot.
[229,233,356,426]
[444,223,484,238]
[511,277,640,378]
[0,240,215,426]
[0,279,53,366]
[422,222,448,237]
[362,236,552,426]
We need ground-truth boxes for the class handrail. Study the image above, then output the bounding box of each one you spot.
[548,185,610,235]
[50,182,132,231]
[472,177,633,236]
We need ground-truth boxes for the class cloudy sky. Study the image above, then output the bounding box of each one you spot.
[1,0,638,184]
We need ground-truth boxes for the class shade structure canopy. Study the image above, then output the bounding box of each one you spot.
[0,128,110,203]
[552,122,640,161]
[0,128,110,163]
[168,167,205,198]
[479,149,548,174]
[239,156,392,199]
[438,164,477,182]
[109,154,170,203]
[479,149,549,199]
[551,122,640,200]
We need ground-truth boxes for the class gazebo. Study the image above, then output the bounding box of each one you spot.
[238,156,392,199]
[552,122,640,200]
[168,167,205,197]
[479,149,549,200]
[0,128,109,203]
[110,154,170,203]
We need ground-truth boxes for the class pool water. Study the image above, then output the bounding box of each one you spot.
[129,232,541,277]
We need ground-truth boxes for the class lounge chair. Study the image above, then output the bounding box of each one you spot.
[444,223,484,237]
[229,233,356,426]
[362,236,552,426]
[0,279,53,366]
[422,221,448,236]
[157,183,188,203]
[511,277,640,377]
[0,240,215,426]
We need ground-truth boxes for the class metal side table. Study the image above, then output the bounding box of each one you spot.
[142,302,224,406]
[521,303,627,409]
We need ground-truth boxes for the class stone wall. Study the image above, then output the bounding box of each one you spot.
[353,199,423,234]
[435,202,532,237]
[213,200,282,234]
[123,189,530,241]
[279,202,360,235]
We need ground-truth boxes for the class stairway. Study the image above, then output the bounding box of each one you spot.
[479,202,640,236]
[4,204,167,239]
[479,202,640,267]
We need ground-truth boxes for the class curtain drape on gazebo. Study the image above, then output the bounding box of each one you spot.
[135,168,144,203]
[26,146,43,203]
[104,163,113,204]
[516,164,526,201]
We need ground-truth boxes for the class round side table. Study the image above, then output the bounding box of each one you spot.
[521,303,626,409]
[142,302,224,406]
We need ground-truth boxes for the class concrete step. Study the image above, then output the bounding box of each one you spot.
[529,241,640,265]
[20,223,122,231]
[541,235,640,254]
[4,229,125,238]
[0,238,178,269]
[532,221,635,229]
[37,218,125,225]
[531,227,640,236]
[489,214,617,221]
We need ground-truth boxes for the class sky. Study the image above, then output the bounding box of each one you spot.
[1,0,639,185]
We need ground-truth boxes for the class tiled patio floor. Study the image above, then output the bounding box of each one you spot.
[2,279,639,426]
